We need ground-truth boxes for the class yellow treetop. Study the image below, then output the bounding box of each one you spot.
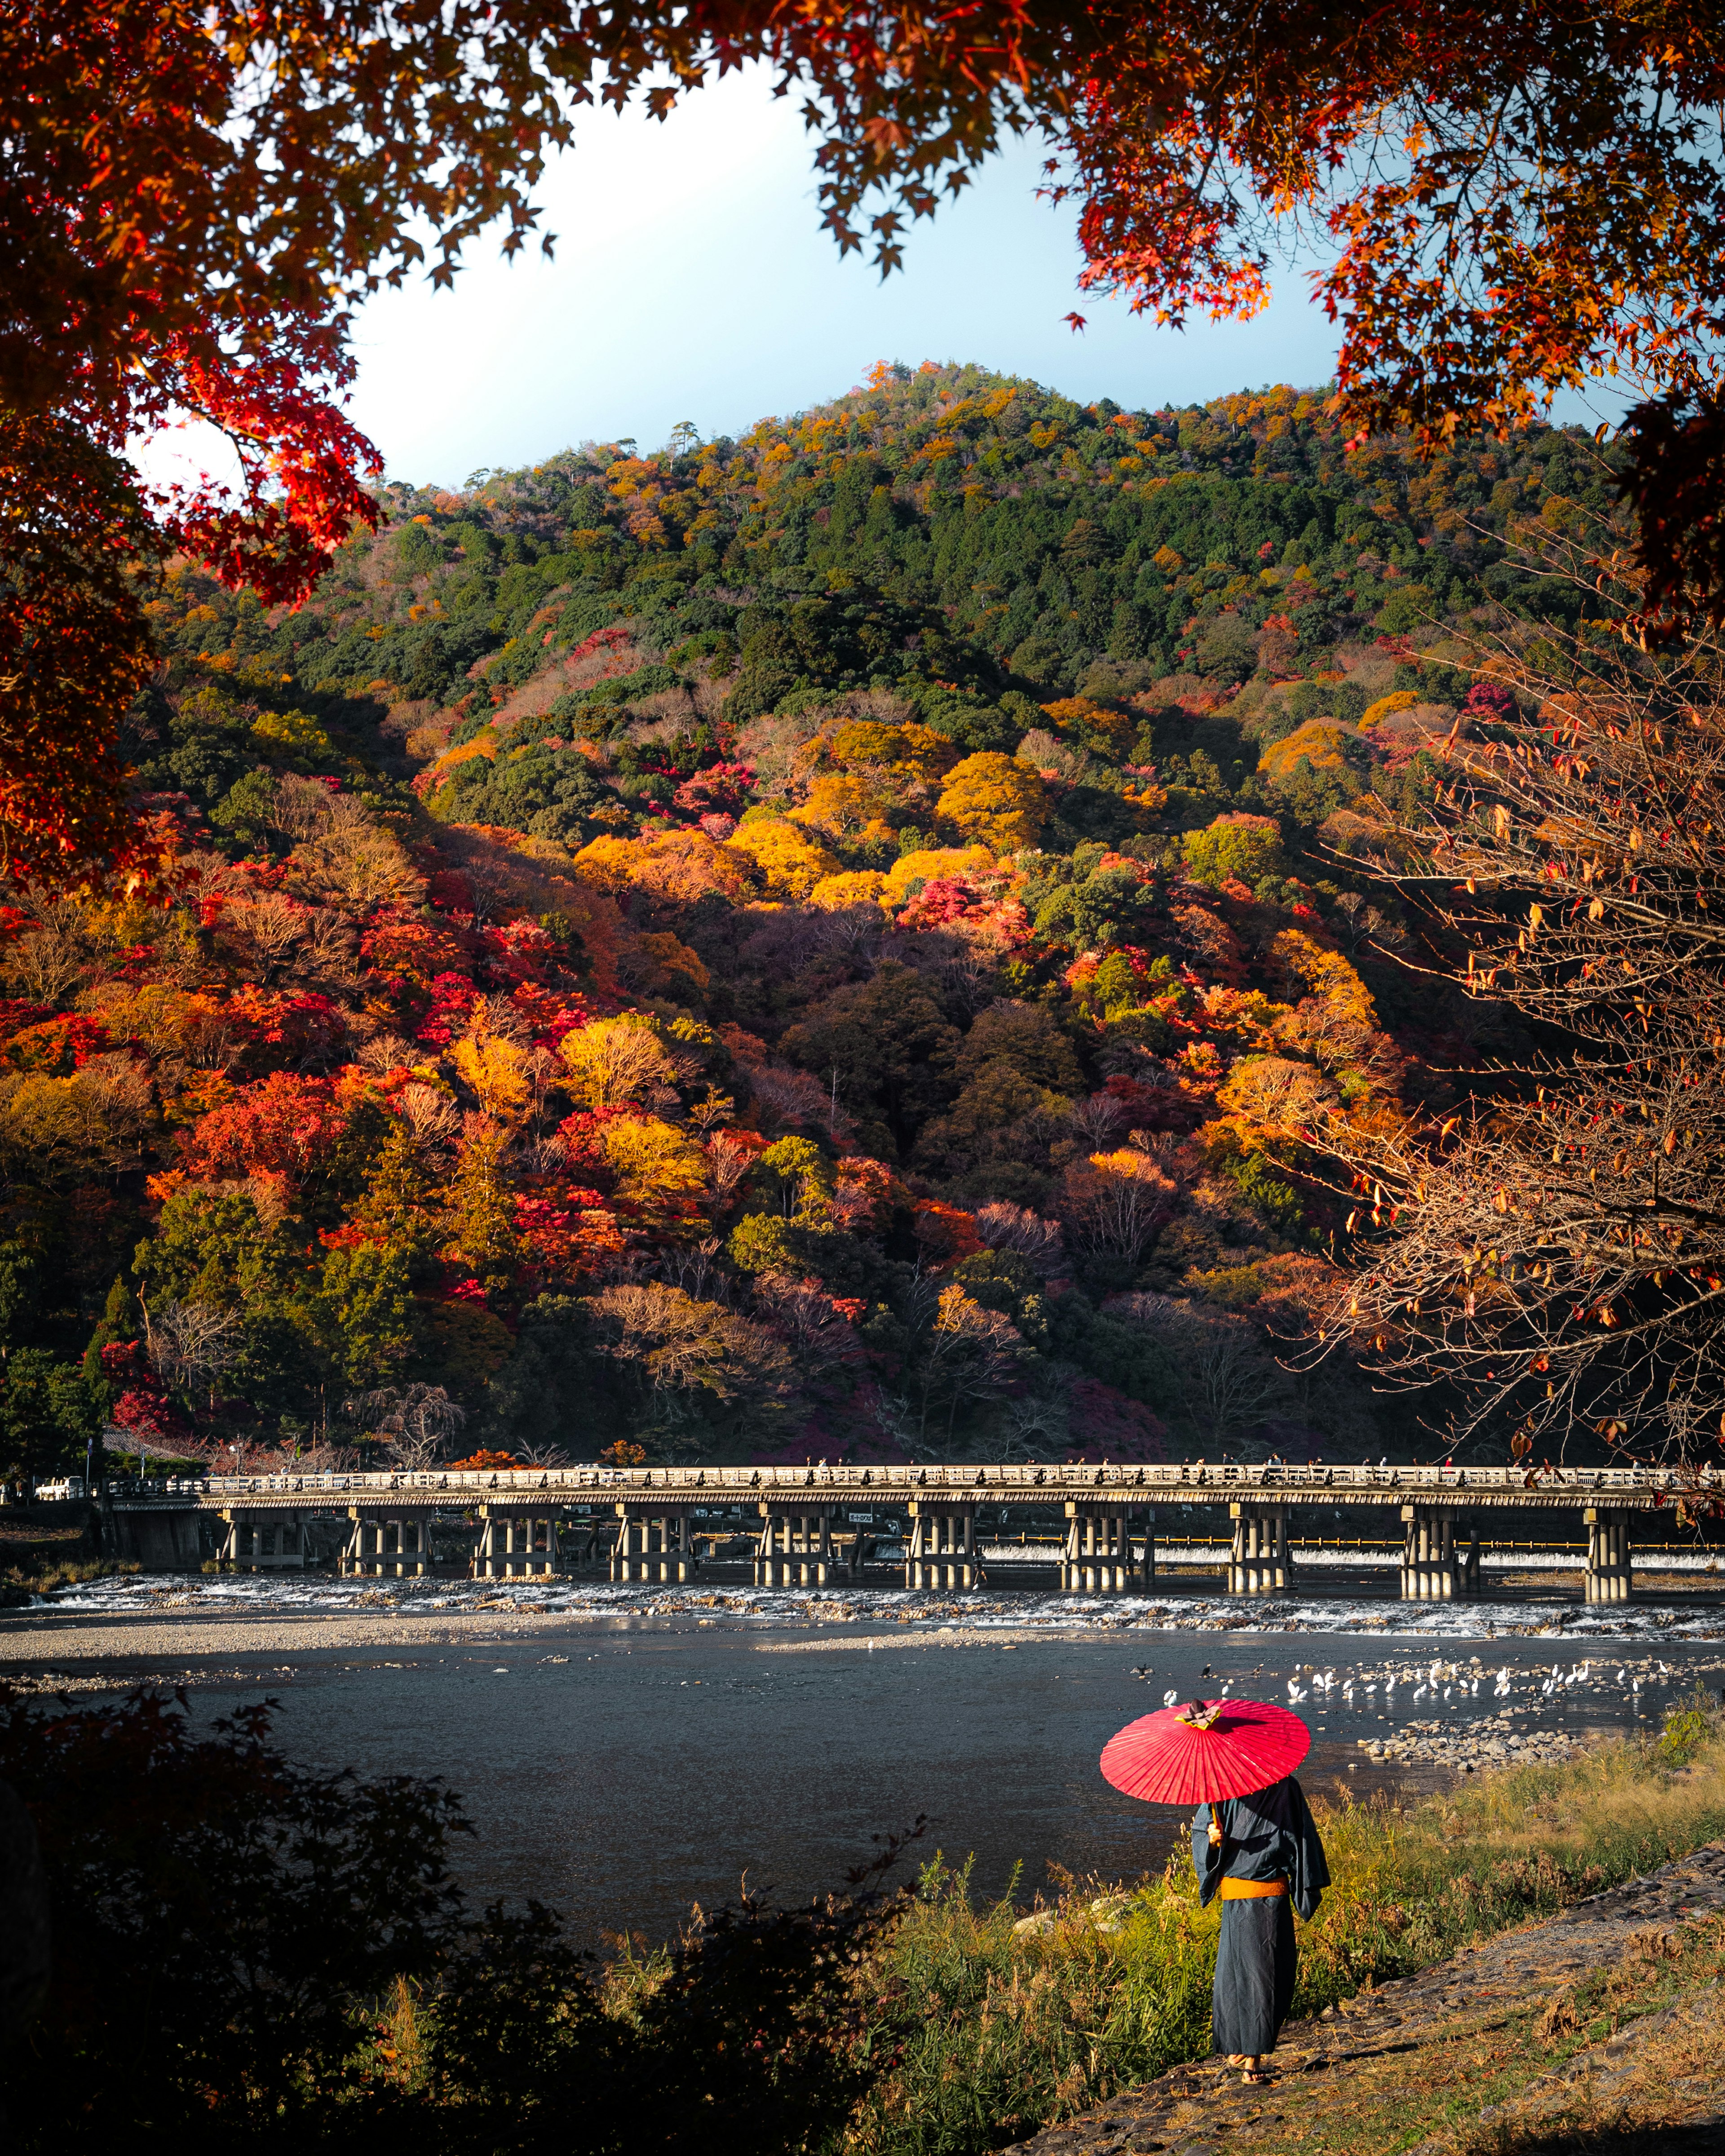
[790,771,897,841]
[253,708,341,764]
[630,930,710,1003]
[810,869,888,909]
[1088,1146,1172,1186]
[598,1114,708,1201]
[1269,928,1378,1026]
[629,828,753,907]
[1214,1052,1339,1135]
[1039,696,1136,759]
[825,720,961,785]
[560,1013,676,1109]
[882,846,995,900]
[1258,718,1361,781]
[1359,690,1421,730]
[935,752,1048,852]
[724,818,842,900]
[451,1014,531,1122]
[571,834,642,894]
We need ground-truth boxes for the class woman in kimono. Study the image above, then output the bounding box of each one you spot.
[1192,1775,1330,2083]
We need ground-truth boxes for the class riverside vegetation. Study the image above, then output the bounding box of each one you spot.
[4,1685,1722,2156]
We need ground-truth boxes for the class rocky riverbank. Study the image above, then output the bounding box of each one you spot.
[1358,1709,1586,1771]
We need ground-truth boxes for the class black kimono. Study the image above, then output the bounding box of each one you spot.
[1191,1776,1330,2059]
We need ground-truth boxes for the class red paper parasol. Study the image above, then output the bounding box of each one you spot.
[1100,1698,1311,1807]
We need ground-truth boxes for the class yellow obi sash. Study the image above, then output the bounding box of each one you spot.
[1220,1876,1288,1899]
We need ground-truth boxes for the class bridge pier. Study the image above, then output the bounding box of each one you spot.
[905,1501,977,1590]
[344,1511,435,1577]
[613,1505,694,1584]
[1585,1506,1634,1603]
[1060,1502,1154,1592]
[1399,1505,1477,1599]
[1228,1503,1291,1594]
[102,1496,203,1570]
[832,1526,877,1580]
[218,1510,309,1571]
[755,1507,826,1587]
[755,1506,836,1587]
[470,1510,559,1579]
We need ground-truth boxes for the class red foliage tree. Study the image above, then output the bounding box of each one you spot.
[100,1341,187,1444]
[176,1071,355,1190]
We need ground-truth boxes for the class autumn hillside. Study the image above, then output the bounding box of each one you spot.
[0,362,1611,1479]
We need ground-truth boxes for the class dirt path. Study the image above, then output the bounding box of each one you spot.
[1008,1842,1725,2155]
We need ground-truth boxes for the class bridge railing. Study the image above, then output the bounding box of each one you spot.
[97,1459,1703,1502]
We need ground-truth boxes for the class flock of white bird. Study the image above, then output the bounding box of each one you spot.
[1160,1659,1677,1714]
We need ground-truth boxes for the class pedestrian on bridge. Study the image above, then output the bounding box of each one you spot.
[1100,1696,1327,2085]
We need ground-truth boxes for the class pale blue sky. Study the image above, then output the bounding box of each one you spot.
[345,66,1345,486]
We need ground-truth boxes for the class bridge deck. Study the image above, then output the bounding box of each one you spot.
[100,1460,1714,1514]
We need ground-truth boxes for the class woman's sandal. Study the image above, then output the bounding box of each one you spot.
[1243,2068,1273,2085]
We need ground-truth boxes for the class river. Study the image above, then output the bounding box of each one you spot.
[12,1584,1721,1948]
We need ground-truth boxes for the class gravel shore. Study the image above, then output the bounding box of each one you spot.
[0,1605,615,1669]
[1359,1709,1585,1771]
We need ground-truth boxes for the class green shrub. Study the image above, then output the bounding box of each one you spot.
[1181,811,1285,887]
[1658,1691,1716,1766]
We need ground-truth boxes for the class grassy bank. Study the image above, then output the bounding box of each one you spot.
[0,1499,115,1603]
[0,1554,134,1602]
[1256,1907,1725,2156]
[828,1699,1725,2156]
[0,1552,133,1604]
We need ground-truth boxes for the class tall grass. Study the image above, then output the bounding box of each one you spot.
[840,1701,1725,2156]
[843,1859,1214,2156]
[0,1554,135,1598]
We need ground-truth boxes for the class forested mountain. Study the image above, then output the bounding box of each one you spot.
[0,363,1611,1479]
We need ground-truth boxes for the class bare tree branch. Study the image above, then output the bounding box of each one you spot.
[1311,597,1725,1472]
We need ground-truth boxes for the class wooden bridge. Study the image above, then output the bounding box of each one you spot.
[97,1458,1718,1604]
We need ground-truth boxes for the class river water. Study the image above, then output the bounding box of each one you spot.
[27,1583,1721,1950]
